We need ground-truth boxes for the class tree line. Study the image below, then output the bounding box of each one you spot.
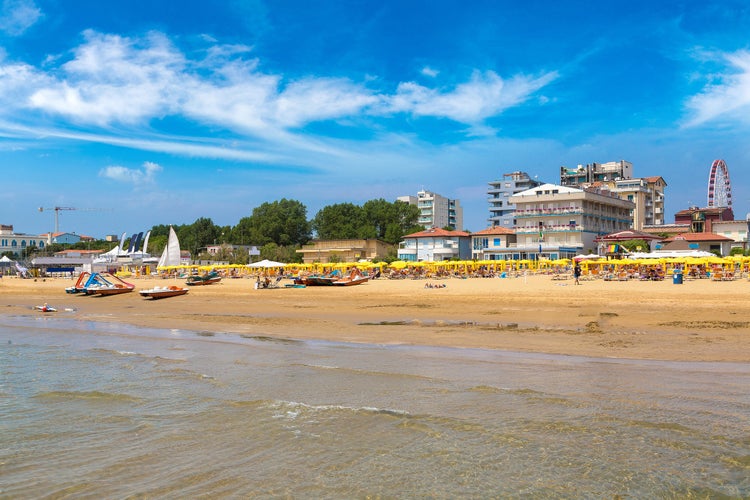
[35,198,424,264]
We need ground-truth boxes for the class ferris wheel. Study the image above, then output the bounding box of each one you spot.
[707,159,732,209]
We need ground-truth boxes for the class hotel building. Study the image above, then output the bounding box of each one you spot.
[487,171,543,229]
[505,183,635,260]
[398,189,463,230]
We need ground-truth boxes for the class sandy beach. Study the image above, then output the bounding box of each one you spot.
[2,273,749,362]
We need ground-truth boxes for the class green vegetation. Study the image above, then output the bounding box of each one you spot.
[25,198,426,265]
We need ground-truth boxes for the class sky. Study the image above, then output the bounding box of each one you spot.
[2,0,750,238]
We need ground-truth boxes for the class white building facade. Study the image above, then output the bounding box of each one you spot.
[0,225,47,257]
[397,227,471,262]
[507,183,635,260]
[471,226,516,260]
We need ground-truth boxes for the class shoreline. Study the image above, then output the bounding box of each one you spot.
[2,274,749,362]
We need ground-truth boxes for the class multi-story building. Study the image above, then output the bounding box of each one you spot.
[506,183,635,260]
[560,160,633,186]
[608,176,667,229]
[0,224,48,257]
[397,227,471,262]
[560,160,666,231]
[487,171,543,229]
[398,189,463,230]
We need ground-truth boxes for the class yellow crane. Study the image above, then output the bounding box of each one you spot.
[38,206,106,234]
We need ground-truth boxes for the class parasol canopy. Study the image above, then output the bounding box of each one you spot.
[247,259,286,268]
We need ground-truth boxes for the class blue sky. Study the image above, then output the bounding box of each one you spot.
[2,0,750,238]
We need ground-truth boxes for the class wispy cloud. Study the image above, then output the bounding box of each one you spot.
[2,29,558,159]
[684,49,750,127]
[0,0,42,36]
[99,161,162,184]
[384,70,558,123]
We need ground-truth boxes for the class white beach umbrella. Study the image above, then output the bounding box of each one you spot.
[247,259,286,268]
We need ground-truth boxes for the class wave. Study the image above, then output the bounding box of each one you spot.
[90,348,141,357]
[296,363,441,382]
[33,390,142,403]
[227,398,412,420]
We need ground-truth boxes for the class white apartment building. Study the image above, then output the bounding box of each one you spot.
[487,171,543,229]
[398,189,463,230]
[506,183,635,260]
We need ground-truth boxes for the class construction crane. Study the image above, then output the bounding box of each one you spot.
[38,206,106,234]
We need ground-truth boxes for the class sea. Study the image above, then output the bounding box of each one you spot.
[1,314,748,499]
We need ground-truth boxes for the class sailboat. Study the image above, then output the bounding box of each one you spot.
[158,226,181,268]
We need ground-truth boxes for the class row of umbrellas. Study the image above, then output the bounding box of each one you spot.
[148,255,750,275]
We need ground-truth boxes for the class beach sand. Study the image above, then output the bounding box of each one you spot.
[2,274,749,362]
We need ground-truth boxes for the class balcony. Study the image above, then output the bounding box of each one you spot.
[514,225,583,233]
[514,207,582,217]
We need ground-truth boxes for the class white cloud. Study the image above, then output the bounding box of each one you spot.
[421,66,439,77]
[0,29,559,161]
[29,30,185,125]
[99,161,162,184]
[385,70,558,123]
[684,50,750,127]
[0,0,41,36]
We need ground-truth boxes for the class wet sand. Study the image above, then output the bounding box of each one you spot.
[2,274,749,362]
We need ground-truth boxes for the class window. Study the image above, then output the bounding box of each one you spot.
[493,238,501,247]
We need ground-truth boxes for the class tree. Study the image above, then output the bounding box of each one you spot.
[240,199,310,246]
[175,218,220,256]
[312,199,422,244]
[259,242,303,263]
[619,239,649,252]
[311,203,367,240]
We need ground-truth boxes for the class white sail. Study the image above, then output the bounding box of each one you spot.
[118,232,128,252]
[142,230,151,254]
[157,226,181,268]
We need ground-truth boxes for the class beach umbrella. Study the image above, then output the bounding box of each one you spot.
[247,259,286,268]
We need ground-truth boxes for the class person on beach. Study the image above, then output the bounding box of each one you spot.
[574,263,581,285]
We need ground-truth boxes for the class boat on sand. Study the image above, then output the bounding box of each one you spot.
[186,271,221,286]
[82,273,136,296]
[295,268,370,287]
[140,285,189,299]
[331,268,370,286]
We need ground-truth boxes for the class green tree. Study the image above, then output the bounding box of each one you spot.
[175,218,220,256]
[312,199,422,244]
[241,199,310,246]
[619,239,649,252]
[311,203,367,240]
[259,242,303,263]
[362,198,419,242]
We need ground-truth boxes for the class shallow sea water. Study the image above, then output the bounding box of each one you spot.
[1,314,748,498]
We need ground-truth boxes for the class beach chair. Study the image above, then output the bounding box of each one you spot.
[267,276,283,288]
